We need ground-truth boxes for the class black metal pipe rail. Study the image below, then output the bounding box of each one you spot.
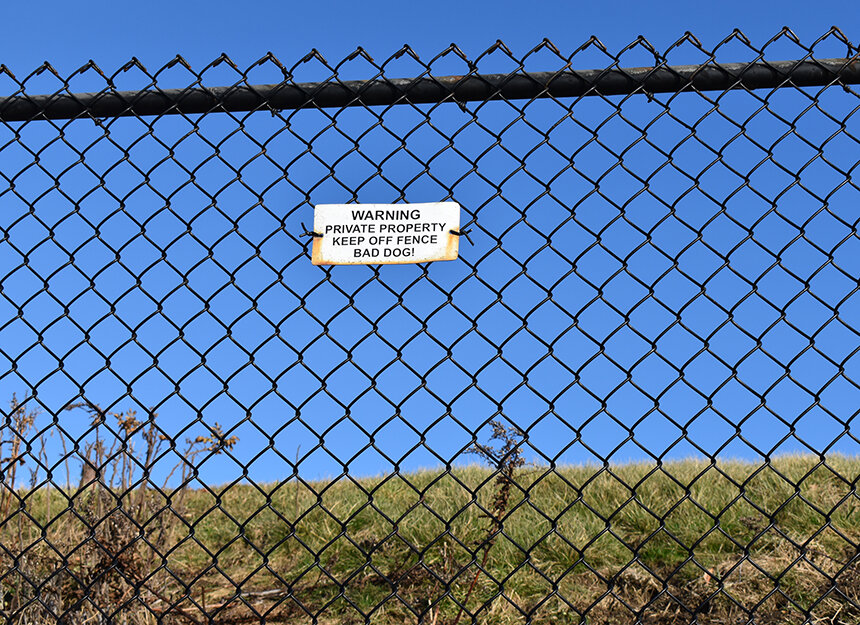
[0,57,858,122]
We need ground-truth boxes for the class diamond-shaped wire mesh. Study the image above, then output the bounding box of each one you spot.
[1,28,860,624]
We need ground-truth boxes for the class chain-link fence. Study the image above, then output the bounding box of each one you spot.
[1,28,860,624]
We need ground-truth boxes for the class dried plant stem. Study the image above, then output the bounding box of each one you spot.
[451,543,493,625]
[450,421,524,625]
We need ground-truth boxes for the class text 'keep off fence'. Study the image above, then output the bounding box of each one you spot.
[1,28,860,624]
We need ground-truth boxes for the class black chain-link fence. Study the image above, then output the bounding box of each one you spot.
[2,28,860,624]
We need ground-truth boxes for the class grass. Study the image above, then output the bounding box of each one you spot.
[4,454,860,624]
[2,400,859,623]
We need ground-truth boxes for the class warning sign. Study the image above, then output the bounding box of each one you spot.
[311,202,461,266]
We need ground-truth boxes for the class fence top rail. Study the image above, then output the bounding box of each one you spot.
[0,57,858,122]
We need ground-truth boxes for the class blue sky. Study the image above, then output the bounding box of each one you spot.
[1,3,859,486]
[0,1,857,77]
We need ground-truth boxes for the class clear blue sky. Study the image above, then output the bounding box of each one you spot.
[0,1,856,77]
[1,3,859,486]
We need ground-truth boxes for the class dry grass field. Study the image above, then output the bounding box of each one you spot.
[2,402,860,623]
[3,458,860,623]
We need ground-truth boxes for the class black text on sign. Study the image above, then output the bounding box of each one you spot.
[311,203,461,265]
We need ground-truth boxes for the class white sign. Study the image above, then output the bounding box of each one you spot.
[311,202,461,266]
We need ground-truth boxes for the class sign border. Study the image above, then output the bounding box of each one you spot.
[311,202,461,266]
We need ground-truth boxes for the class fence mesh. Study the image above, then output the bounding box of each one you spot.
[1,28,860,624]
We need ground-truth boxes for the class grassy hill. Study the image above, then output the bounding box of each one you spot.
[3,455,860,624]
